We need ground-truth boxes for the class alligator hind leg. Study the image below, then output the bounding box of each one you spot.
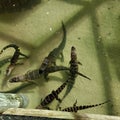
[56,96,61,103]
[73,100,77,107]
[60,52,64,62]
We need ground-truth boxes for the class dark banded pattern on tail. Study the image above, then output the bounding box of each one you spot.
[61,100,109,112]
[55,80,67,95]
[36,81,68,108]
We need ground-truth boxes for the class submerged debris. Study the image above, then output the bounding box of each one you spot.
[0,93,29,113]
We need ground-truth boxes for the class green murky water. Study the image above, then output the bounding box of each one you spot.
[0,0,120,116]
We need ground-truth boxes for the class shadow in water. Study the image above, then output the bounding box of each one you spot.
[0,82,34,93]
[0,31,34,51]
[90,6,114,115]
[29,0,109,64]
[61,0,108,29]
[61,0,91,6]
[0,0,41,23]
[1,76,9,90]
[107,45,120,81]
[46,76,65,82]
[17,83,38,94]
[0,0,108,64]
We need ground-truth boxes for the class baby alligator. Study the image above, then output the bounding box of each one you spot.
[0,56,27,74]
[9,66,69,83]
[62,46,91,100]
[39,21,66,73]
[0,44,29,76]
[56,46,91,110]
[60,100,109,112]
[36,80,68,109]
[9,64,90,83]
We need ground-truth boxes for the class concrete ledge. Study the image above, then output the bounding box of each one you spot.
[2,108,120,120]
